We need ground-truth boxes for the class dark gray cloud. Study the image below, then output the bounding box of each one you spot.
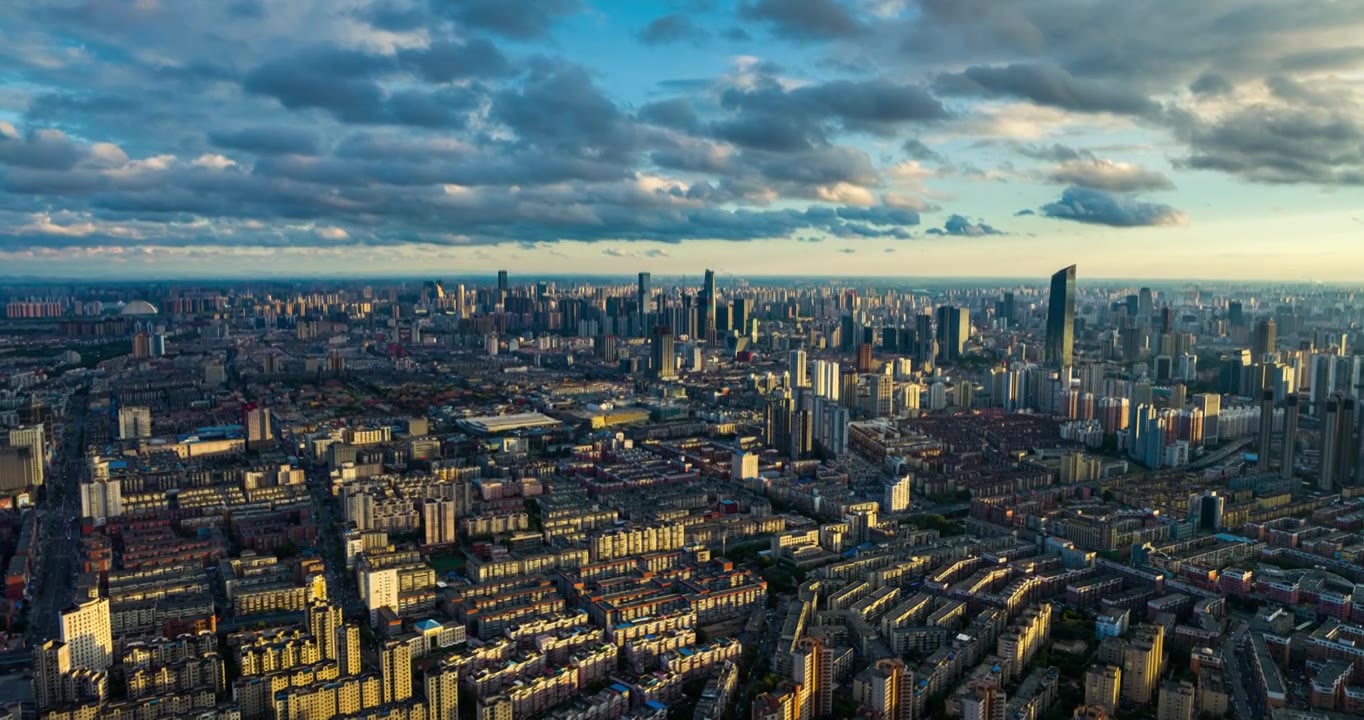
[492,66,638,161]
[1010,143,1096,162]
[1038,187,1187,227]
[209,127,320,156]
[1180,105,1364,185]
[637,99,702,133]
[723,26,753,42]
[925,214,1004,236]
[438,0,581,39]
[902,139,945,164]
[1189,72,1233,97]
[739,0,864,41]
[639,14,710,45]
[714,77,945,151]
[0,128,88,171]
[397,38,512,82]
[936,63,1162,117]
[1045,159,1174,192]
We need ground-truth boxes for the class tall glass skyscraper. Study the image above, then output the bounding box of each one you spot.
[1045,264,1076,369]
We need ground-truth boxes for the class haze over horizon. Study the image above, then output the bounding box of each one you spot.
[1,0,1363,279]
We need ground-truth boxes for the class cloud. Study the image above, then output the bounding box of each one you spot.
[603,247,632,257]
[639,14,710,45]
[1045,159,1174,192]
[438,0,581,39]
[1179,105,1364,185]
[1038,187,1189,227]
[1189,72,1233,97]
[740,0,865,41]
[397,38,512,83]
[902,138,945,164]
[1010,143,1096,163]
[935,63,1162,117]
[924,214,1004,236]
[0,126,87,170]
[209,127,320,156]
[837,248,857,253]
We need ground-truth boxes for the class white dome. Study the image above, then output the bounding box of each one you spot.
[120,300,159,316]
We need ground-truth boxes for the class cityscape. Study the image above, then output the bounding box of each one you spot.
[3,2,1364,720]
[0,269,1363,720]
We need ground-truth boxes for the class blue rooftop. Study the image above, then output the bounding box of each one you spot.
[415,619,441,632]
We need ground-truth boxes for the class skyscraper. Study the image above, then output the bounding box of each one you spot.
[1045,265,1077,370]
[1253,318,1277,359]
[789,350,808,388]
[1257,389,1274,471]
[496,270,508,293]
[426,661,459,720]
[652,326,677,380]
[306,601,342,663]
[702,269,717,345]
[637,272,651,338]
[934,306,969,363]
[1321,396,1344,491]
[1283,394,1299,481]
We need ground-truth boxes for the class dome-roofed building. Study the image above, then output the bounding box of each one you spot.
[120,300,159,316]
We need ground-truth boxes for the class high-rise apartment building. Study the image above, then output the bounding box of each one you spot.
[1046,265,1076,369]
[859,658,913,720]
[339,622,362,676]
[1083,665,1121,712]
[789,350,808,388]
[792,637,832,719]
[961,685,1007,720]
[306,602,343,663]
[1156,680,1196,720]
[1283,394,1300,481]
[1252,318,1277,359]
[361,567,399,627]
[245,405,272,450]
[426,662,460,720]
[381,639,413,704]
[1121,624,1164,706]
[60,597,113,673]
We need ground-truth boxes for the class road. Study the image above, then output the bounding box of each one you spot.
[1220,618,1257,720]
[282,432,366,621]
[30,389,89,644]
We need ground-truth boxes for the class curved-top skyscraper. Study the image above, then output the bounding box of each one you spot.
[1046,265,1077,369]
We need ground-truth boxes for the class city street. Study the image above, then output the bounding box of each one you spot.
[30,391,88,644]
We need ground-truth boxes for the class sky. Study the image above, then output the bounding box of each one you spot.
[0,0,1362,281]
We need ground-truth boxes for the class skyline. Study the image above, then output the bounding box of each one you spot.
[1,0,1363,278]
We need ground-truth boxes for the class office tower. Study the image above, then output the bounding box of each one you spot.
[1121,625,1164,706]
[702,268,717,345]
[733,297,749,336]
[245,405,272,450]
[426,662,459,720]
[790,350,809,388]
[339,623,362,676]
[60,598,113,673]
[1257,389,1274,471]
[307,602,343,662]
[914,314,934,365]
[637,272,651,337]
[792,637,832,718]
[1137,287,1153,320]
[1193,394,1220,444]
[455,283,467,318]
[1228,301,1244,327]
[652,326,677,380]
[1046,265,1077,369]
[381,639,413,704]
[496,270,508,293]
[1156,681,1196,720]
[1252,318,1277,359]
[791,409,813,458]
[1084,665,1121,712]
[934,306,969,362]
[881,326,898,353]
[1282,394,1300,481]
[857,344,874,373]
[1001,291,1015,326]
[961,685,1007,720]
[840,370,860,410]
[118,406,152,440]
[766,392,795,455]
